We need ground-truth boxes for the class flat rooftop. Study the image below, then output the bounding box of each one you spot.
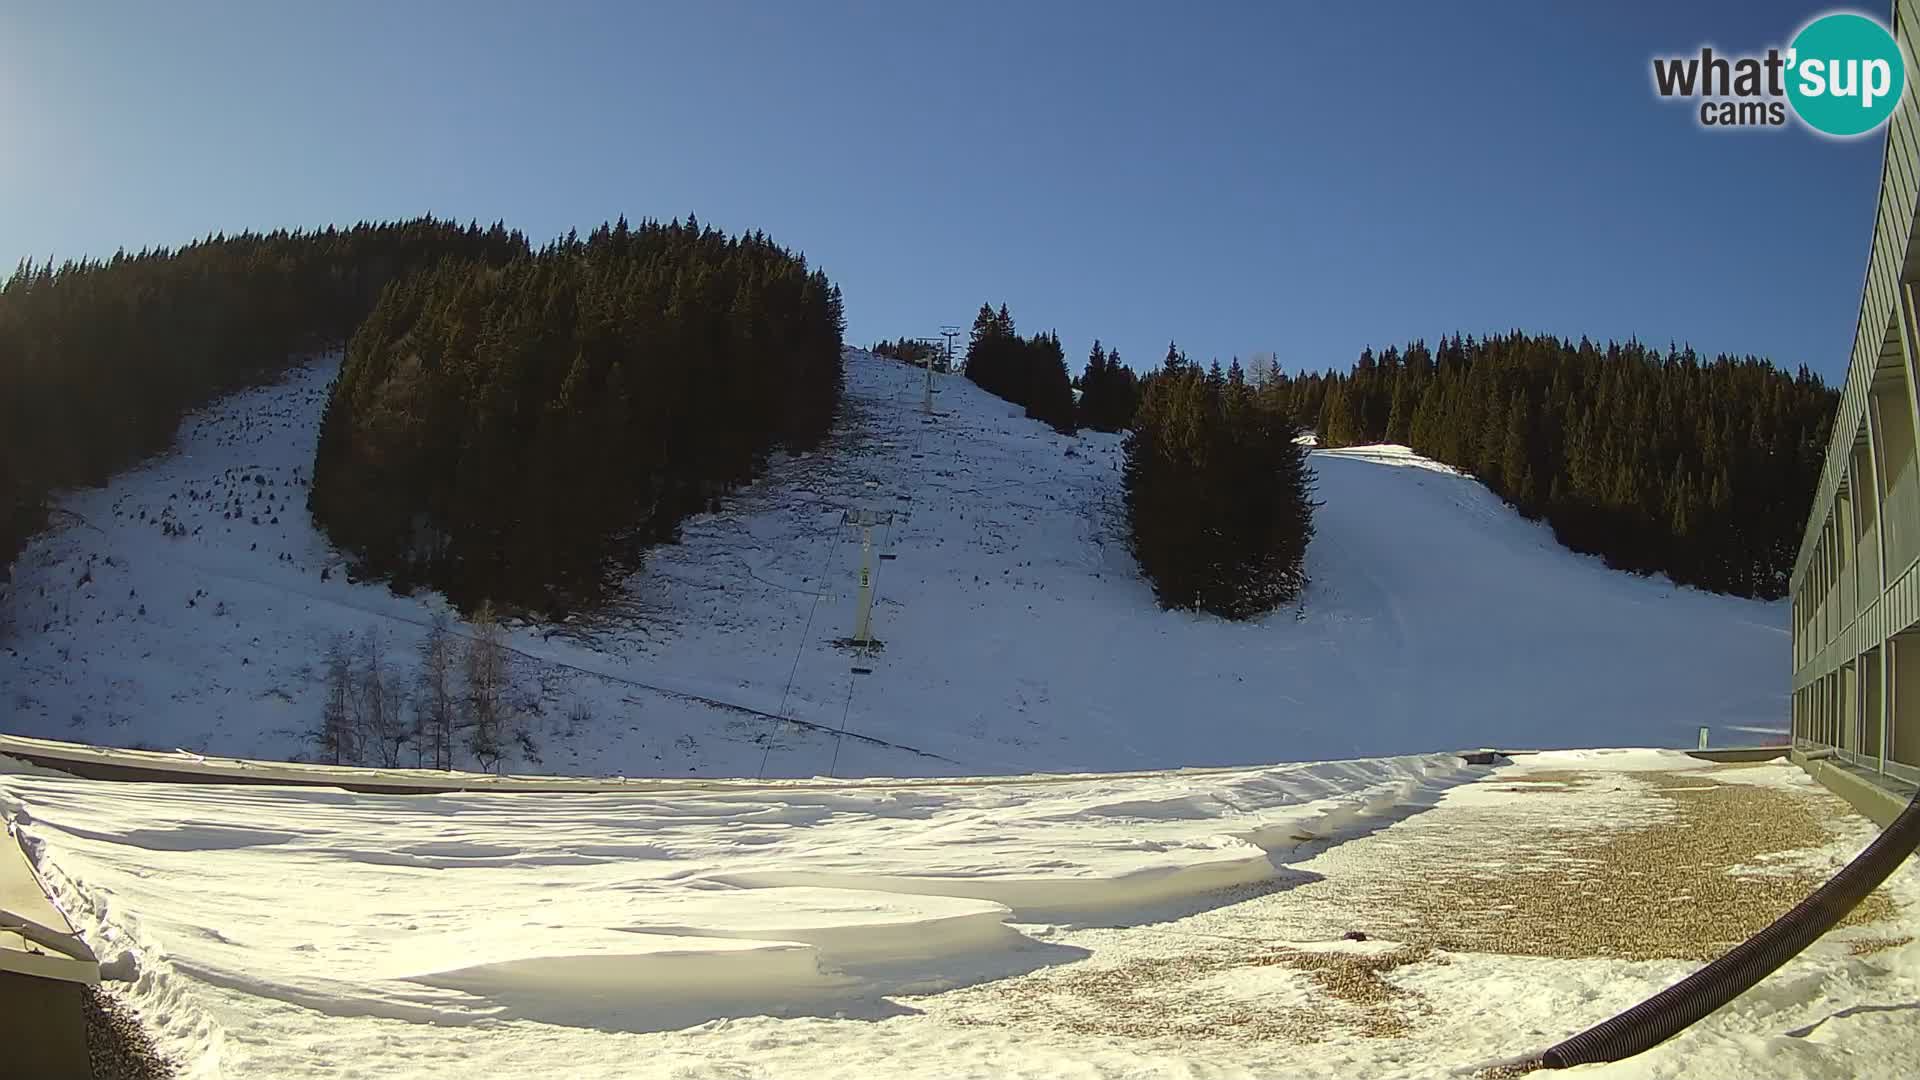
[1,747,1914,1078]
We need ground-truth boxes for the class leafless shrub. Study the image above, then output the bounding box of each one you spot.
[513,727,541,766]
[563,699,593,738]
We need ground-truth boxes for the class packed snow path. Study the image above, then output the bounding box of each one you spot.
[2,350,1788,776]
[3,749,1913,1078]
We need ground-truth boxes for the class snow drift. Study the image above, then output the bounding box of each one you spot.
[0,751,1472,1048]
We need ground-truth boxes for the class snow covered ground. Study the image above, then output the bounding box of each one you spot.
[1,348,1789,777]
[4,748,1912,1078]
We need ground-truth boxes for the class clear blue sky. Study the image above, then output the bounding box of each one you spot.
[0,1,1887,381]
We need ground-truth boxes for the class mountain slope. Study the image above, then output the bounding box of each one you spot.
[0,349,1788,776]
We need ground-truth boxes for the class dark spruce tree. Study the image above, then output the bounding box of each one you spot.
[1078,340,1141,432]
[963,303,1016,399]
[1123,344,1316,619]
[308,218,846,616]
[1023,330,1077,433]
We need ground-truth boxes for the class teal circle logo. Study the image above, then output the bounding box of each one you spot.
[1786,13,1907,136]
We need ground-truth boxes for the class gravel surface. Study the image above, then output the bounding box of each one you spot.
[84,986,175,1080]
[931,760,1909,1051]
[1320,765,1898,962]
[1846,934,1914,955]
[951,941,1442,1045]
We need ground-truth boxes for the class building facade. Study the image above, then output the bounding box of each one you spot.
[1789,0,1920,805]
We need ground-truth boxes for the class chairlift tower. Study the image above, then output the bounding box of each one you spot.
[913,335,942,415]
[843,508,894,645]
[940,324,961,376]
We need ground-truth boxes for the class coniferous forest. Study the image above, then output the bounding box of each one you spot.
[1261,333,1836,599]
[1076,340,1140,433]
[1124,346,1317,618]
[871,337,946,370]
[0,219,529,575]
[963,303,1078,434]
[309,218,846,615]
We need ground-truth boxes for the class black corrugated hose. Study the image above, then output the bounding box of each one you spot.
[1535,784,1920,1069]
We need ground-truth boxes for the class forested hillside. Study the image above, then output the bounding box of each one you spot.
[0,219,529,575]
[309,218,846,614]
[1262,334,1837,598]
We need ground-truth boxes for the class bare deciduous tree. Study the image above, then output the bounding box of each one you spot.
[465,601,507,773]
[320,632,356,764]
[1246,351,1282,390]
[356,624,410,767]
[417,613,457,770]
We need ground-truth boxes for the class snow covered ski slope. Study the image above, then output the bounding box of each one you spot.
[1,349,1789,777]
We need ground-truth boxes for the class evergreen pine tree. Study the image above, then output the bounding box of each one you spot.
[1025,331,1078,434]
[1501,390,1537,515]
[1385,371,1413,444]
[1079,340,1109,429]
[1123,353,1315,619]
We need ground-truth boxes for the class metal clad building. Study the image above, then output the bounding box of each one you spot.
[1790,0,1920,805]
